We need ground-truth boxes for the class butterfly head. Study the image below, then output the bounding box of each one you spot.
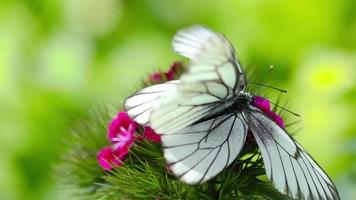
[237,73,247,92]
[228,92,253,112]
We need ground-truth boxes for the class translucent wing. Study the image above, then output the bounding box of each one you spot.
[124,81,179,125]
[246,107,340,200]
[173,25,245,90]
[162,113,247,184]
[150,25,245,134]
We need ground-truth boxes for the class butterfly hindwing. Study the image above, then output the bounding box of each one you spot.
[162,112,248,184]
[150,25,245,134]
[246,107,340,200]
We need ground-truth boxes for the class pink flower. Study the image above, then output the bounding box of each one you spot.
[251,96,285,128]
[267,111,285,128]
[97,112,137,170]
[146,62,183,84]
[148,72,163,82]
[97,147,127,170]
[252,96,271,113]
[144,126,161,143]
[165,62,182,80]
[108,112,137,148]
[111,124,136,150]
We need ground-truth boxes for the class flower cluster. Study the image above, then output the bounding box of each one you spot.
[97,62,183,171]
[147,62,183,83]
[252,96,285,128]
[97,112,160,170]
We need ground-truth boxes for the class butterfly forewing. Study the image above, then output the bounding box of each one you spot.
[246,107,340,200]
[162,113,248,184]
[150,25,245,135]
[173,25,244,92]
[124,81,179,125]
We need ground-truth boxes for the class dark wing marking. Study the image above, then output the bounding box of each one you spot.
[246,107,340,200]
[162,113,247,184]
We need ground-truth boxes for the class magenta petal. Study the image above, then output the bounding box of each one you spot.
[99,112,137,171]
[97,147,123,170]
[273,113,285,128]
[112,125,135,150]
[144,126,161,143]
[170,61,182,72]
[252,96,285,128]
[165,62,182,80]
[165,71,174,81]
[252,96,271,112]
[149,72,163,82]
[108,112,137,143]
[267,111,285,128]
[115,146,130,159]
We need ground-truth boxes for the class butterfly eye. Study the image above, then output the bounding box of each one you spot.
[239,84,245,90]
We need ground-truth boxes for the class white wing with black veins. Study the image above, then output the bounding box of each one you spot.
[162,113,247,184]
[246,108,340,200]
[124,81,179,125]
[150,25,245,135]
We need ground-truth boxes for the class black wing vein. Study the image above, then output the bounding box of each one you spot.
[246,109,340,200]
[162,113,247,184]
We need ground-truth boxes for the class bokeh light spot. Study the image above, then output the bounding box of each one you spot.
[311,66,344,90]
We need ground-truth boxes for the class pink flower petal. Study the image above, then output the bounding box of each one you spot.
[115,146,130,158]
[144,126,161,143]
[98,112,138,170]
[252,96,285,128]
[112,124,135,150]
[149,72,163,82]
[108,112,137,143]
[270,112,285,128]
[97,147,125,170]
[266,111,285,128]
[165,62,182,80]
[252,96,271,113]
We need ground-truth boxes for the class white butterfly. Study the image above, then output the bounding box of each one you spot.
[124,25,340,200]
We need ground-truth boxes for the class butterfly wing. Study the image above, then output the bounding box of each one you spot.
[124,81,179,125]
[173,25,245,90]
[150,25,245,134]
[162,113,248,184]
[246,107,340,200]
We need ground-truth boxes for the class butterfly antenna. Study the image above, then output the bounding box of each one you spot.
[250,65,280,94]
[261,65,275,83]
[267,100,301,117]
[247,82,287,93]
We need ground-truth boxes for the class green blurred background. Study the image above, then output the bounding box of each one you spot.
[0,0,355,199]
